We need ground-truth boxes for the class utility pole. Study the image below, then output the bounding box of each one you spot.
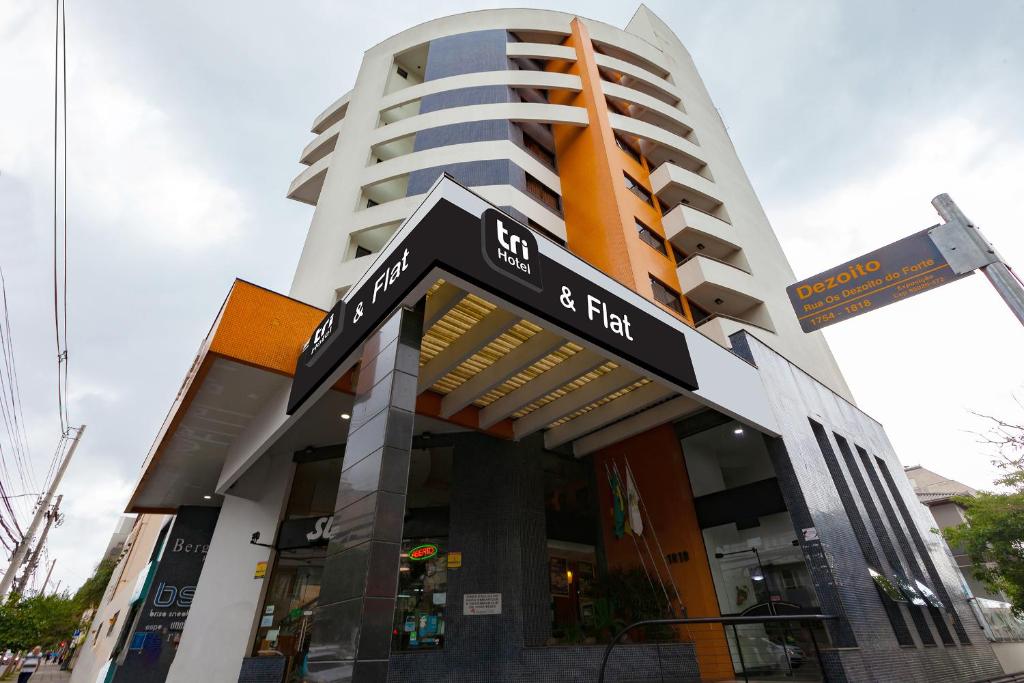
[42,558,57,594]
[0,425,85,597]
[930,194,1024,326]
[14,495,63,595]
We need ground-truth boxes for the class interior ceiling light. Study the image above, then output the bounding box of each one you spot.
[714,298,724,305]
[340,413,351,421]
[203,495,212,500]
[733,427,744,435]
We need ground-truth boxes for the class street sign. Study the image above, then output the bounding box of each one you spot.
[787,228,970,332]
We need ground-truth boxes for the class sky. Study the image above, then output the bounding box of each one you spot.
[1,0,1022,594]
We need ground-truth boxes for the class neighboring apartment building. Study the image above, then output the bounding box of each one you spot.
[68,514,170,683]
[907,465,1024,674]
[101,517,136,563]
[115,7,1003,682]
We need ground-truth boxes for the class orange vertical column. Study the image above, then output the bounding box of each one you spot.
[547,18,694,324]
[595,426,734,681]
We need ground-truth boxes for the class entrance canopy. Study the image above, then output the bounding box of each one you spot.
[126,177,778,513]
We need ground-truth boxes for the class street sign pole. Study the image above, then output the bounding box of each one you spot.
[929,193,1024,326]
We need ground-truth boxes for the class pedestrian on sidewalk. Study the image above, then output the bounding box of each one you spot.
[18,646,43,682]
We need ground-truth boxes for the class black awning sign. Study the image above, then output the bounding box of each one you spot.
[287,193,698,415]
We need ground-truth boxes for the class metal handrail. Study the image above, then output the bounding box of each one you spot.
[597,614,837,683]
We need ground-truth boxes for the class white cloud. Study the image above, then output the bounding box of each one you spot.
[0,0,247,252]
[70,79,247,249]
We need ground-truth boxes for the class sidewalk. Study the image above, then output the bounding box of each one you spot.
[25,662,70,682]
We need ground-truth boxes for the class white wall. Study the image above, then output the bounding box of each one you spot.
[69,515,169,683]
[165,451,294,683]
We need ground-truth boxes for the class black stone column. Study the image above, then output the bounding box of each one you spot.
[307,306,422,683]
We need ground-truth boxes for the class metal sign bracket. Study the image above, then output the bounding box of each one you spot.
[926,218,1001,276]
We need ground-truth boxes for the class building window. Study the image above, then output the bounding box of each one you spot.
[689,299,711,325]
[528,219,566,246]
[623,172,654,206]
[523,133,556,169]
[366,198,378,208]
[615,135,641,164]
[635,219,667,255]
[671,244,687,267]
[396,66,408,80]
[393,537,448,651]
[649,276,684,315]
[525,174,560,213]
[355,245,372,258]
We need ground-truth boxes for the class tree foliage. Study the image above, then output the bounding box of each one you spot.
[0,556,117,652]
[0,591,80,651]
[73,557,117,609]
[943,413,1024,614]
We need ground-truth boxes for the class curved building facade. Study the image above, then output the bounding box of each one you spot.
[110,7,1005,683]
[287,6,852,400]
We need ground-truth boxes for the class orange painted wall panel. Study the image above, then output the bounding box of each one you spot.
[547,19,694,325]
[594,424,734,680]
[209,279,326,376]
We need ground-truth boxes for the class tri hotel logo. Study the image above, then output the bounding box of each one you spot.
[482,209,543,292]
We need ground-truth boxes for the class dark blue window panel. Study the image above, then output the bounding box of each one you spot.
[419,85,515,114]
[412,120,517,153]
[854,445,955,645]
[407,159,528,197]
[833,433,936,646]
[874,455,972,644]
[809,419,916,647]
[423,30,510,80]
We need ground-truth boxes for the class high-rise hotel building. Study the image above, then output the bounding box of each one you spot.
[107,7,1005,683]
[286,7,852,402]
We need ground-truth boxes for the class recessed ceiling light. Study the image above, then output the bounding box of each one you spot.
[340,413,351,421]
[203,495,212,500]
[733,427,744,435]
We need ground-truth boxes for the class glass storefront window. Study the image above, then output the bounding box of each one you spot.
[392,537,448,651]
[253,549,324,677]
[251,455,342,681]
[682,418,827,678]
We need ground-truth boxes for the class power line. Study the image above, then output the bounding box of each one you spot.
[61,0,70,433]
[52,0,71,437]
[0,270,36,531]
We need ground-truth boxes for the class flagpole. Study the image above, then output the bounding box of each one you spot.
[604,461,661,609]
[624,457,685,614]
[614,460,672,615]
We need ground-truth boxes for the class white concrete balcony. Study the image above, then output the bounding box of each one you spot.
[300,117,342,165]
[608,114,704,172]
[287,152,331,206]
[311,90,350,134]
[697,312,777,349]
[336,253,376,292]
[677,254,770,328]
[370,102,588,147]
[649,162,724,215]
[506,42,577,62]
[379,71,582,112]
[602,81,693,141]
[595,53,681,105]
[662,204,740,262]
